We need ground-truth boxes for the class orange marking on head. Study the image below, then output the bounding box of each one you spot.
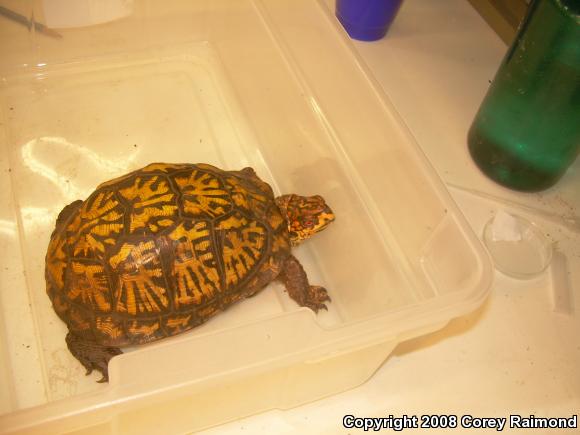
[276,194,335,246]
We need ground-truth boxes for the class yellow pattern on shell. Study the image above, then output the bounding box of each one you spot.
[165,314,192,332]
[68,191,124,255]
[46,233,67,288]
[109,240,169,315]
[217,213,267,288]
[175,169,232,218]
[68,261,112,312]
[127,320,160,337]
[119,176,178,233]
[95,317,124,340]
[45,163,291,346]
[141,163,188,173]
[168,221,221,307]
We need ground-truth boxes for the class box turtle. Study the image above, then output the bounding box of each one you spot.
[45,163,334,382]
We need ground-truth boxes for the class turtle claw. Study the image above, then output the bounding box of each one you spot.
[308,302,328,313]
[66,333,121,383]
[305,286,331,313]
[277,255,332,314]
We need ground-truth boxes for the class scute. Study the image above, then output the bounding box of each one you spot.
[117,175,178,234]
[108,239,171,316]
[167,220,221,308]
[46,163,291,346]
[173,168,233,219]
[66,190,124,260]
[216,211,268,289]
[66,260,112,313]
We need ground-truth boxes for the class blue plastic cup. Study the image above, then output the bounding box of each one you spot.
[336,0,404,41]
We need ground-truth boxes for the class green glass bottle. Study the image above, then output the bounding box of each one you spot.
[468,0,580,192]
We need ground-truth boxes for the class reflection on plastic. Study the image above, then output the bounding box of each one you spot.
[42,0,134,28]
[21,136,138,201]
[21,206,57,228]
[0,219,17,237]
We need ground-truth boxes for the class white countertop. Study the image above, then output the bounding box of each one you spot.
[199,1,580,433]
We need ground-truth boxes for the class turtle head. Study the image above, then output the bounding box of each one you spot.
[275,194,335,246]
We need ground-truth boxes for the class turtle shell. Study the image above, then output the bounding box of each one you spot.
[45,163,291,346]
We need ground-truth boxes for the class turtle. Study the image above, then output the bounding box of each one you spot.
[45,163,335,382]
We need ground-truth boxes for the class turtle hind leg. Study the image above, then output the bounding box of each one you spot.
[277,255,331,313]
[66,332,122,383]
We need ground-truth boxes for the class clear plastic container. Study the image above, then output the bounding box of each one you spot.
[0,1,492,433]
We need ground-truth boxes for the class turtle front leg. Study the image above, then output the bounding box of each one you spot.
[66,332,122,383]
[278,255,330,312]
